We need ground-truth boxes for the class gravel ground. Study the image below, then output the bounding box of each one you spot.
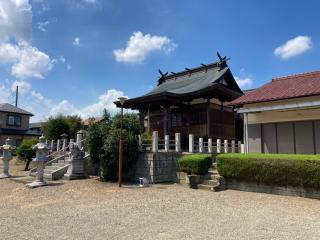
[1,160,320,240]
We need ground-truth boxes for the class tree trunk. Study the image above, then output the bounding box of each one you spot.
[24,159,32,171]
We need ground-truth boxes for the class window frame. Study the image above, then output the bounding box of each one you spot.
[6,114,22,127]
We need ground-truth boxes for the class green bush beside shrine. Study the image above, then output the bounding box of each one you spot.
[178,154,212,175]
[217,153,320,189]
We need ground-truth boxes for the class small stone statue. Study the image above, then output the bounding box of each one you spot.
[0,138,13,179]
[26,135,50,188]
[64,142,85,180]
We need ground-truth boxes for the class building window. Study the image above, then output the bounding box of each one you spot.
[7,115,21,127]
[171,113,183,127]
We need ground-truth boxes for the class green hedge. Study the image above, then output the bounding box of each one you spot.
[178,154,212,175]
[217,153,320,189]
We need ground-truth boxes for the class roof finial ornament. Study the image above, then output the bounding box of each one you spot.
[157,69,168,86]
[217,51,230,71]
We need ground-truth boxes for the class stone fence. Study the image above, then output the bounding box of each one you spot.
[139,131,244,154]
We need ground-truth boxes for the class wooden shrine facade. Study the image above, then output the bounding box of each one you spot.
[115,57,244,143]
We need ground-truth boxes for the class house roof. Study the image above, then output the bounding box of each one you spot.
[29,122,44,128]
[115,61,243,109]
[83,117,103,126]
[0,103,33,116]
[231,71,320,106]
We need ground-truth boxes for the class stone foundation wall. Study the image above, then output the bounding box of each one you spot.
[128,152,181,183]
[226,180,320,199]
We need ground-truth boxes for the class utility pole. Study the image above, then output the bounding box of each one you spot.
[15,85,18,107]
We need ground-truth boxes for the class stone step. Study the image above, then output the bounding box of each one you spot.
[197,184,216,191]
[208,169,219,175]
[44,169,55,174]
[202,174,221,181]
[201,179,219,186]
[58,160,67,164]
[43,173,53,180]
[51,163,66,167]
[45,166,61,171]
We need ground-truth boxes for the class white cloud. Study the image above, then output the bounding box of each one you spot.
[0,0,53,79]
[83,0,98,3]
[274,35,312,59]
[11,80,31,94]
[37,21,49,32]
[0,83,12,103]
[0,42,53,79]
[235,76,253,89]
[73,37,81,46]
[0,0,32,42]
[31,90,44,101]
[114,31,177,63]
[49,89,126,119]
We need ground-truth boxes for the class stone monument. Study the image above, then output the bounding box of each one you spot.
[26,135,49,188]
[0,138,13,179]
[64,141,85,180]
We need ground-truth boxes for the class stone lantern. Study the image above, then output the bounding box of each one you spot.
[26,135,50,188]
[0,138,13,179]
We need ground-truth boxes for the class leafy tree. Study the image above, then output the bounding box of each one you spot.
[66,115,83,139]
[86,110,111,175]
[16,138,38,171]
[100,113,140,181]
[42,115,83,140]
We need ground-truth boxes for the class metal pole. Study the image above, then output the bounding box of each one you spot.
[15,85,18,107]
[118,105,124,187]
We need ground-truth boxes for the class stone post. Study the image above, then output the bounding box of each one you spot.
[152,131,158,153]
[224,140,228,153]
[199,138,203,153]
[56,139,61,152]
[64,142,85,180]
[26,136,49,188]
[164,135,169,152]
[217,139,221,153]
[175,133,181,153]
[62,139,67,152]
[231,140,235,153]
[0,138,13,179]
[238,141,242,153]
[138,135,142,151]
[208,138,212,153]
[50,140,54,152]
[189,134,194,153]
[241,144,245,154]
[76,130,85,149]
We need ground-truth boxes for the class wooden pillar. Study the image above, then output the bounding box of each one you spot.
[187,101,191,133]
[220,100,224,138]
[147,106,150,133]
[163,106,168,137]
[206,99,211,137]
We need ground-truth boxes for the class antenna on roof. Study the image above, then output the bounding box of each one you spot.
[15,85,18,107]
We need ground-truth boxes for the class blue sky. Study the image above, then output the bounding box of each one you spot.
[0,0,320,122]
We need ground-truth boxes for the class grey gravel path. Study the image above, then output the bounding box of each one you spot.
[1,162,320,240]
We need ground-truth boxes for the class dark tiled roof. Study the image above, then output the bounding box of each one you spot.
[115,62,243,109]
[0,103,33,116]
[29,122,44,128]
[231,71,320,105]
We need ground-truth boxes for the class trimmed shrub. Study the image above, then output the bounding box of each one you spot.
[178,154,212,175]
[217,153,320,189]
[16,138,38,171]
